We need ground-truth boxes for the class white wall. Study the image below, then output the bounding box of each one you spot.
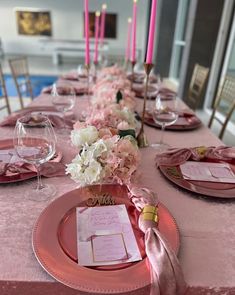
[0,0,149,60]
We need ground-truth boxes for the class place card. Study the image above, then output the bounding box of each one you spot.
[175,117,190,126]
[0,149,24,164]
[76,204,142,266]
[180,161,235,183]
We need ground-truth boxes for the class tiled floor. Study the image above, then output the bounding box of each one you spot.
[0,55,234,146]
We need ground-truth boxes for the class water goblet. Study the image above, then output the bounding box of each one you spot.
[51,80,75,135]
[14,114,57,201]
[151,94,178,151]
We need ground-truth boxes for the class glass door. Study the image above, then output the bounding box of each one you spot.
[215,11,235,123]
[169,0,191,82]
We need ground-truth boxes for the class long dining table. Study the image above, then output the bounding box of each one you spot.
[0,88,234,295]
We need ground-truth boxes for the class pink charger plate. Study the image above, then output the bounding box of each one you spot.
[0,138,62,184]
[159,163,235,198]
[32,184,179,293]
[143,113,202,131]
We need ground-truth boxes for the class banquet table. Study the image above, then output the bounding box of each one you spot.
[0,92,235,295]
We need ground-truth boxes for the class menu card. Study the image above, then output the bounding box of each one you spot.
[180,161,235,183]
[0,149,22,164]
[76,204,142,266]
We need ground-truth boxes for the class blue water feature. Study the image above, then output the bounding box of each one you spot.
[3,74,58,97]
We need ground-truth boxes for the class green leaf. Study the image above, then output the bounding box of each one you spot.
[116,90,123,103]
[118,129,136,139]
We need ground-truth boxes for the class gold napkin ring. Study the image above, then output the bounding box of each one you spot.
[141,205,158,223]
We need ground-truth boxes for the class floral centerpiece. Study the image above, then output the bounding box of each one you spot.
[85,103,137,130]
[66,123,140,187]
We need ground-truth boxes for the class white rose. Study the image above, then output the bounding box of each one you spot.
[121,107,137,128]
[66,155,83,182]
[92,139,108,157]
[84,159,103,184]
[71,126,98,148]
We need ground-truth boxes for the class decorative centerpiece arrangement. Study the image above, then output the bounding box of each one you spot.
[66,64,141,187]
[66,123,140,187]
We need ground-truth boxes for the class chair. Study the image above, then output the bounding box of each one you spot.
[208,75,235,140]
[8,57,33,109]
[187,64,209,110]
[0,64,11,115]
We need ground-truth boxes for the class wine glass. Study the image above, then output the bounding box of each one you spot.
[14,114,57,201]
[51,80,75,135]
[151,94,178,151]
[77,64,94,82]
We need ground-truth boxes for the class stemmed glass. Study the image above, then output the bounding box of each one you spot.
[51,80,75,135]
[14,114,57,201]
[151,94,178,151]
[77,64,94,82]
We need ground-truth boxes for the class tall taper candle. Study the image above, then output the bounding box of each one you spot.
[125,18,132,62]
[100,4,107,46]
[94,11,100,63]
[146,0,157,64]
[131,0,137,63]
[84,0,90,66]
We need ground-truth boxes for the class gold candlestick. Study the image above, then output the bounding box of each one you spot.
[94,61,99,83]
[85,63,90,103]
[137,63,154,148]
[131,60,136,89]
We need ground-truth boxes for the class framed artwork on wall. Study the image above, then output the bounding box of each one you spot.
[85,12,117,38]
[15,8,52,36]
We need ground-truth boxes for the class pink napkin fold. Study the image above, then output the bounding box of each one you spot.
[155,146,235,167]
[128,73,159,84]
[128,184,187,295]
[61,71,78,81]
[0,107,74,128]
[133,84,176,99]
[0,161,65,178]
[41,83,90,96]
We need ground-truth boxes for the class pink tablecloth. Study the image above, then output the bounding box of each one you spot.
[0,94,234,295]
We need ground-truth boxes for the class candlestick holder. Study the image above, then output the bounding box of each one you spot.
[93,61,99,83]
[85,63,91,104]
[131,60,136,89]
[124,59,129,71]
[137,63,154,148]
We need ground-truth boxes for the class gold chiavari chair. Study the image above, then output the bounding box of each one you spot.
[208,75,235,140]
[8,57,33,109]
[0,64,11,115]
[186,63,209,111]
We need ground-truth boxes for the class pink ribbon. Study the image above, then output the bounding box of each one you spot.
[128,184,187,295]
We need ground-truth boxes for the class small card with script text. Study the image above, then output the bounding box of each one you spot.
[180,161,235,183]
[76,204,142,266]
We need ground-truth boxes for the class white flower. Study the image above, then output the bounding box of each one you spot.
[121,107,137,128]
[92,139,108,157]
[84,159,103,184]
[71,126,99,148]
[65,154,83,182]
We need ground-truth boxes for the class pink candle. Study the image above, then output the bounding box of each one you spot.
[94,11,100,63]
[100,4,107,46]
[84,0,90,65]
[146,0,157,64]
[125,18,132,62]
[131,0,137,63]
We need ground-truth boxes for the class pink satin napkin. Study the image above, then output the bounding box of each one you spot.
[0,107,74,128]
[61,71,79,81]
[134,84,176,99]
[155,146,235,167]
[128,184,187,295]
[0,161,65,178]
[144,109,197,127]
[41,82,90,96]
[128,73,159,84]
